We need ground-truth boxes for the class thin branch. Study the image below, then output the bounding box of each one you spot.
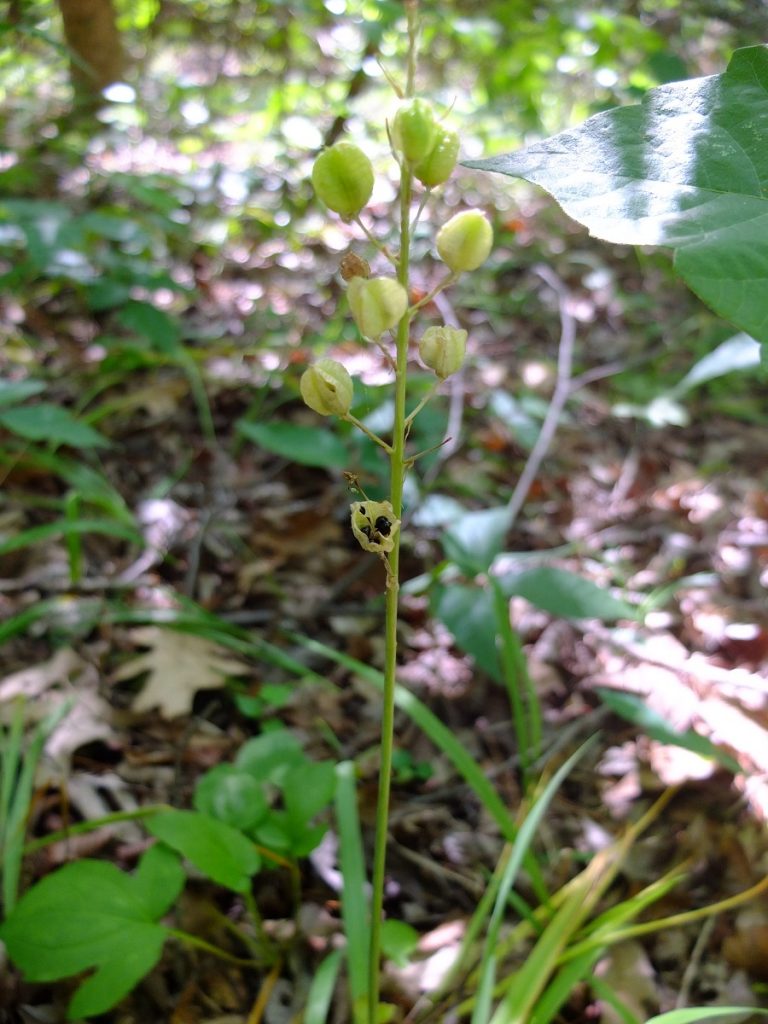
[505,264,577,530]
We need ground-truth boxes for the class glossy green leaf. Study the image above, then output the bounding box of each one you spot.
[147,809,261,892]
[442,506,511,574]
[237,420,349,469]
[193,765,269,832]
[432,584,501,681]
[0,403,108,448]
[499,567,635,621]
[235,730,305,782]
[468,46,768,355]
[0,847,183,1019]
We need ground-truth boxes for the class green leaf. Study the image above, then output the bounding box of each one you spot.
[432,584,501,681]
[0,518,141,558]
[237,420,349,469]
[671,332,761,396]
[0,379,45,409]
[499,567,636,621]
[283,760,336,825]
[442,506,511,574]
[147,810,261,892]
[596,688,740,772]
[0,403,108,448]
[235,730,305,782]
[133,842,186,918]
[467,45,768,355]
[193,765,269,831]
[645,1010,768,1024]
[117,300,181,353]
[380,919,419,967]
[0,849,181,1019]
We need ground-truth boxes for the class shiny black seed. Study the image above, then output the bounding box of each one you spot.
[374,516,391,536]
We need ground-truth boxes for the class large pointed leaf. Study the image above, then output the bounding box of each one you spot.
[499,567,635,621]
[467,45,768,355]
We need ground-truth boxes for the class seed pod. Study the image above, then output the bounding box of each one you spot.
[413,127,460,188]
[340,252,371,281]
[350,500,400,554]
[311,142,374,219]
[391,99,437,164]
[436,209,493,273]
[300,358,354,417]
[418,325,467,379]
[347,276,408,339]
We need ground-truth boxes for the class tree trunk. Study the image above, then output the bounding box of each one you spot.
[58,0,126,104]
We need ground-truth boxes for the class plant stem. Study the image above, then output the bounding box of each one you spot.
[344,413,393,453]
[367,12,418,1017]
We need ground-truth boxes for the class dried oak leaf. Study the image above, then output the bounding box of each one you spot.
[113,627,246,718]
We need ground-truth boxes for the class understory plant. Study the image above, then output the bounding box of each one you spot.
[300,10,768,1024]
[2,9,768,1024]
[303,5,506,1018]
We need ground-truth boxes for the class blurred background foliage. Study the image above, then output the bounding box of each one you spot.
[0,0,764,462]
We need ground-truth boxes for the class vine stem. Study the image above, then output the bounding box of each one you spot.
[367,8,419,1020]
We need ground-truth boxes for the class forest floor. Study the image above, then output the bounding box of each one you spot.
[1,119,768,1024]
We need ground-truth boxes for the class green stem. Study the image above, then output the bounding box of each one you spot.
[408,271,457,313]
[490,576,532,786]
[367,47,416,1024]
[352,215,398,267]
[344,413,393,453]
[404,381,440,436]
[23,805,169,853]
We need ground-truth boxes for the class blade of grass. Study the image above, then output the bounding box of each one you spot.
[0,517,141,557]
[472,737,598,1024]
[586,976,643,1024]
[486,787,680,1024]
[335,761,370,1024]
[1,700,71,913]
[645,1011,768,1024]
[0,701,25,912]
[305,949,345,1024]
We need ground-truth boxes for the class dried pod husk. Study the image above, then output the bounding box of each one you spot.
[311,142,374,219]
[413,127,460,188]
[436,208,493,273]
[391,99,438,164]
[350,500,400,554]
[340,252,371,281]
[418,325,467,379]
[347,276,408,339]
[300,358,354,416]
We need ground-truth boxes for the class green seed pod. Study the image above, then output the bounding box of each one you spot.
[347,276,408,339]
[391,99,438,164]
[436,208,493,273]
[300,358,354,417]
[418,325,467,379]
[350,500,400,554]
[311,142,374,219]
[413,127,460,188]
